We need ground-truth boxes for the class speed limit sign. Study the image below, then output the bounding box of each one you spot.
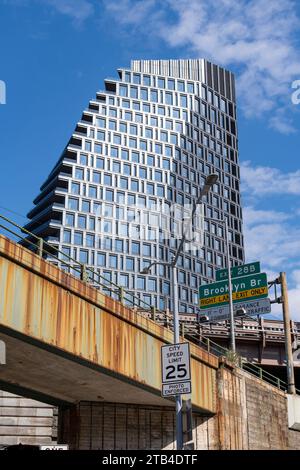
[161,343,191,397]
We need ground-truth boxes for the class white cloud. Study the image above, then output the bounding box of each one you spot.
[243,206,291,225]
[269,109,297,135]
[244,224,300,320]
[43,0,94,24]
[241,161,300,196]
[285,270,300,321]
[244,219,300,269]
[104,0,300,132]
[243,205,300,320]
[8,1,300,131]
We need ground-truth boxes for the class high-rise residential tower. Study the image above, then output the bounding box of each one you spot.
[25,59,244,314]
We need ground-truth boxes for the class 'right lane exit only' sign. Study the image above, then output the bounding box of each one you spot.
[199,272,268,309]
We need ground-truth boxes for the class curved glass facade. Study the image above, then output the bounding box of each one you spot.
[26,59,244,314]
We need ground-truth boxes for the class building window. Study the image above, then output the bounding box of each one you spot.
[68,198,79,210]
[130,124,137,135]
[147,155,155,166]
[141,88,148,100]
[147,183,154,195]
[131,151,139,163]
[96,117,105,128]
[86,233,95,247]
[150,89,158,102]
[137,276,145,290]
[130,86,138,99]
[120,177,128,189]
[131,241,140,255]
[129,138,137,148]
[115,239,124,252]
[131,180,139,191]
[82,200,90,212]
[119,274,129,287]
[158,77,165,88]
[119,84,128,97]
[63,230,71,243]
[97,252,106,266]
[78,215,86,229]
[89,186,97,198]
[71,183,80,195]
[75,168,84,180]
[109,255,118,268]
[168,79,175,90]
[97,130,105,141]
[132,73,140,84]
[103,220,112,233]
[74,231,83,245]
[80,154,88,165]
[148,278,157,291]
[126,257,134,270]
[151,116,158,127]
[121,149,129,160]
[79,249,88,264]
[96,157,104,169]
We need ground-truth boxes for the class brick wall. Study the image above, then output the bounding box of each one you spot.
[217,362,300,450]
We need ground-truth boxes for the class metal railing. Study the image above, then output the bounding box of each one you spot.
[0,214,154,312]
[0,212,299,395]
[183,324,300,394]
[145,309,300,394]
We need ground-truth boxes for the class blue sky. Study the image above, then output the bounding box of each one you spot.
[1,0,300,319]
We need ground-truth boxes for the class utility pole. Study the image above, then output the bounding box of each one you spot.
[280,272,295,394]
[171,264,183,450]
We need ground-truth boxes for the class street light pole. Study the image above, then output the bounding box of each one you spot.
[141,173,218,450]
[224,218,235,353]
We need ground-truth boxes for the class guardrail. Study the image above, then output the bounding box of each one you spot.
[0,214,153,312]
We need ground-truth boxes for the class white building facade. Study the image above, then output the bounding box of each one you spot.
[26,59,244,314]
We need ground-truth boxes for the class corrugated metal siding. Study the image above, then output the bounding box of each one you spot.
[130,59,236,102]
[131,59,205,81]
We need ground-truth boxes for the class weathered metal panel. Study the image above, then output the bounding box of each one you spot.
[0,235,217,413]
[0,391,56,446]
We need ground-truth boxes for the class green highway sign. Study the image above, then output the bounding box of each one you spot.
[216,261,261,282]
[199,272,268,309]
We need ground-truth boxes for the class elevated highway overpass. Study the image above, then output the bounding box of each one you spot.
[0,234,217,413]
[0,231,300,449]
